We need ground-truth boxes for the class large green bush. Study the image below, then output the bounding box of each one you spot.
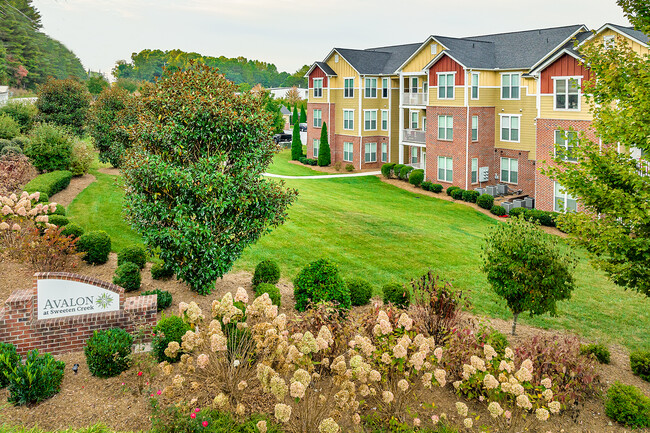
[524,209,557,227]
[293,258,350,311]
[580,343,611,364]
[630,351,650,382]
[113,262,141,292]
[24,123,74,172]
[252,259,281,287]
[61,223,84,239]
[0,114,20,140]
[84,328,133,378]
[118,245,147,269]
[409,169,425,187]
[0,101,37,133]
[347,277,373,306]
[508,207,526,218]
[317,122,331,166]
[476,194,494,210]
[11,135,30,150]
[0,342,20,388]
[76,230,111,265]
[152,315,191,363]
[141,289,173,311]
[47,214,69,227]
[392,164,405,178]
[0,145,22,156]
[490,205,506,216]
[23,170,73,197]
[36,78,91,136]
[399,165,413,180]
[381,163,396,179]
[3,350,65,405]
[430,183,443,193]
[446,186,460,196]
[462,190,480,203]
[254,283,281,307]
[69,140,94,176]
[450,188,465,200]
[382,282,411,308]
[151,262,174,280]
[604,382,650,428]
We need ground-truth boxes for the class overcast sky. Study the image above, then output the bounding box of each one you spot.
[32,0,629,79]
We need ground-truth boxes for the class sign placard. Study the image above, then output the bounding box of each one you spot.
[37,279,119,319]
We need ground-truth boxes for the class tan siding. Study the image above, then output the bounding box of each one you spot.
[494,90,538,159]
[469,87,498,107]
[540,95,593,121]
[429,86,465,107]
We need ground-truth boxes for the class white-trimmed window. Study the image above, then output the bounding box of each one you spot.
[438,115,453,140]
[381,110,388,131]
[343,142,353,162]
[343,110,354,130]
[423,117,427,132]
[313,78,323,98]
[364,142,377,163]
[438,73,454,99]
[410,111,419,129]
[471,72,479,99]
[471,115,478,141]
[603,35,615,49]
[365,77,377,98]
[411,147,418,164]
[501,73,520,99]
[364,110,377,130]
[500,157,518,184]
[500,115,520,142]
[344,78,354,98]
[471,158,478,184]
[554,77,580,110]
[313,139,320,158]
[313,109,322,128]
[381,143,387,162]
[555,130,578,162]
[437,156,453,182]
[554,182,577,213]
[382,78,389,98]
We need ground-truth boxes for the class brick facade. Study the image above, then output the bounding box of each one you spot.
[307,102,335,160]
[0,272,157,356]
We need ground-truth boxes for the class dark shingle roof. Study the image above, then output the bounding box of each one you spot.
[280,105,291,115]
[606,24,649,45]
[334,43,421,75]
[430,36,496,68]
[314,61,337,76]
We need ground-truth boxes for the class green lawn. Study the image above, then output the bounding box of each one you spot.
[266,147,335,176]
[65,153,650,352]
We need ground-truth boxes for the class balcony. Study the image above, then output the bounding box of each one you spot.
[401,92,428,106]
[402,129,426,144]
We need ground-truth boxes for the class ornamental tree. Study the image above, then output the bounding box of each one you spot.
[121,64,297,295]
[36,78,91,136]
[481,216,576,335]
[317,122,331,166]
[291,106,298,126]
[543,0,650,297]
[299,106,307,123]
[291,121,302,160]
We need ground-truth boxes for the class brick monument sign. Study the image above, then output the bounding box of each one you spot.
[0,272,158,355]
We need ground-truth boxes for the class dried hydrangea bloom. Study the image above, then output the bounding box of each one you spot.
[381,353,392,364]
[504,347,514,359]
[159,361,173,376]
[318,325,334,345]
[541,377,552,389]
[542,388,553,401]
[470,355,486,372]
[274,403,292,423]
[431,415,439,424]
[483,373,499,390]
[516,394,532,410]
[15,206,26,217]
[483,344,497,361]
[234,287,249,303]
[382,390,394,404]
[397,313,413,331]
[498,360,512,373]
[178,302,189,316]
[511,383,525,396]
[488,401,504,418]
[397,379,409,392]
[408,351,426,371]
[535,407,550,421]
[0,222,9,230]
[286,345,302,364]
[290,380,306,399]
[299,331,319,354]
[379,319,393,335]
[392,344,407,359]
[318,417,340,433]
[334,389,350,407]
[455,402,468,417]
[548,400,561,414]
[453,380,462,390]
[256,420,267,433]
[462,363,476,380]
[434,369,447,387]
[292,368,312,387]
[434,347,443,362]
[353,413,361,425]
[270,376,288,401]
[196,354,209,369]
[377,310,390,323]
[350,355,363,369]
[2,205,13,215]
[48,202,57,212]
[164,341,181,358]
[413,418,421,427]
[515,367,533,383]
[172,374,185,387]
[463,418,473,428]
[210,333,227,352]
[11,223,20,231]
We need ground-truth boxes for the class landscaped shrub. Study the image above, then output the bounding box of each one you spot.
[430,183,443,193]
[12,135,30,150]
[524,209,557,227]
[23,170,72,197]
[113,261,141,292]
[252,259,281,287]
[36,78,91,136]
[392,164,405,178]
[255,283,281,307]
[24,123,74,172]
[76,230,111,265]
[604,382,650,428]
[0,138,12,150]
[580,343,611,364]
[476,193,494,210]
[408,169,424,187]
[381,163,396,178]
[0,114,20,140]
[47,214,69,227]
[84,328,133,378]
[462,190,480,203]
[508,207,526,218]
[399,165,413,180]
[294,258,350,311]
[334,161,342,171]
[53,203,66,215]
[382,282,411,308]
[346,277,373,306]
[630,351,650,382]
[446,185,460,196]
[141,289,173,312]
[151,262,174,280]
[490,205,506,216]
[69,139,94,176]
[0,101,37,133]
[450,188,465,200]
[0,342,20,388]
[3,349,65,405]
[61,222,84,239]
[117,245,147,269]
[345,164,354,172]
[152,315,190,363]
[421,181,432,191]
[479,327,509,355]
[0,145,22,156]
[301,158,317,166]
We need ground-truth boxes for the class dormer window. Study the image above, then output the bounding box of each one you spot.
[313,78,323,98]
[554,77,580,110]
[603,35,615,49]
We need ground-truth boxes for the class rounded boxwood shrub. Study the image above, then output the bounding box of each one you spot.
[490,205,506,216]
[382,282,411,308]
[604,382,650,428]
[255,283,281,307]
[113,262,141,292]
[47,214,69,227]
[25,123,74,172]
[84,328,133,378]
[399,165,414,180]
[61,222,84,239]
[117,245,147,269]
[293,258,350,311]
[5,349,65,405]
[409,169,425,187]
[525,209,557,227]
[12,136,30,150]
[141,289,173,312]
[462,190,480,203]
[580,343,611,364]
[53,203,66,216]
[508,207,526,218]
[346,277,373,306]
[0,114,20,140]
[76,230,111,265]
[151,262,174,280]
[0,145,21,156]
[477,194,494,210]
[0,342,20,388]
[446,186,460,196]
[392,164,405,178]
[381,163,396,179]
[421,181,432,191]
[252,259,281,287]
[152,315,191,363]
[630,351,650,382]
[430,183,443,193]
[450,188,465,200]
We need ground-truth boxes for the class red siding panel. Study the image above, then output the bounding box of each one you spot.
[309,66,328,88]
[540,54,591,94]
[429,55,465,86]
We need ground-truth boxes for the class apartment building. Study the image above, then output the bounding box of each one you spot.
[306,23,649,212]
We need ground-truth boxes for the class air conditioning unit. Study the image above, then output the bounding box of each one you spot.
[503,202,514,214]
[486,186,497,196]
[475,188,486,195]
[524,197,535,209]
[496,184,508,195]
[512,199,524,208]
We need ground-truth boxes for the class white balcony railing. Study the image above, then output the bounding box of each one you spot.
[402,129,426,144]
[401,92,428,106]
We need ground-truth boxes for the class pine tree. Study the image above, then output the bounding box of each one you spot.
[300,106,307,123]
[318,122,331,166]
[292,106,299,126]
[291,121,302,160]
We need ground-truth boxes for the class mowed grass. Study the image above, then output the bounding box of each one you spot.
[66,152,650,352]
[266,146,334,176]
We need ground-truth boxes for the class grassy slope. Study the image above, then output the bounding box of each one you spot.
[265,147,335,176]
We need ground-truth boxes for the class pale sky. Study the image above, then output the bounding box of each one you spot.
[32,0,629,80]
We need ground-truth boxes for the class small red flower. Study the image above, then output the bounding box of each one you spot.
[202,421,209,427]
[137,371,143,377]
[190,413,196,419]
[195,408,201,413]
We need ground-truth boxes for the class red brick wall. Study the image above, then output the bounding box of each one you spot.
[468,107,496,189]
[425,106,468,188]
[332,134,360,168]
[306,102,335,160]
[0,272,157,356]
[494,148,536,197]
[429,55,465,86]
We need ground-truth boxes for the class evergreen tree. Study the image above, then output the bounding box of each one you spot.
[291,121,302,160]
[291,106,299,126]
[318,122,331,166]
[300,106,307,123]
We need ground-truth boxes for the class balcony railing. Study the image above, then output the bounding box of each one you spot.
[401,92,428,106]
[402,129,426,144]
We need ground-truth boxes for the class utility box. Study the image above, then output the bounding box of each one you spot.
[479,167,489,182]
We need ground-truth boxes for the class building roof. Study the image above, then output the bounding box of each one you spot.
[0,86,8,93]
[332,43,422,75]
[280,105,291,115]
[600,23,649,46]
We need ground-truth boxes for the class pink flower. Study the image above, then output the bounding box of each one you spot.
[137,371,143,377]
[504,410,512,419]
[195,408,201,413]
[157,390,162,395]
[190,413,196,419]
[150,394,154,397]
[202,421,208,427]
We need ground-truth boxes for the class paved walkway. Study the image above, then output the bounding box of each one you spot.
[263,171,381,179]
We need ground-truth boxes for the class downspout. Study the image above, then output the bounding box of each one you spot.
[465,68,470,190]
[359,75,363,170]
[327,74,331,155]
[388,76,391,163]
[398,72,404,164]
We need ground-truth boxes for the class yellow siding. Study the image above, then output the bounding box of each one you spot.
[476,71,499,87]
[494,89,537,159]
[523,76,536,95]
[594,29,649,55]
[539,95,593,121]
[429,86,465,107]
[326,54,359,90]
[469,88,498,107]
[402,43,440,73]
[309,88,329,101]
